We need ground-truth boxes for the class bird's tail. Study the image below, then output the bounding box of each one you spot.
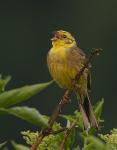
[77,93,99,130]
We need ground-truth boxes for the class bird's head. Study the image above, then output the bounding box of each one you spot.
[51,30,76,47]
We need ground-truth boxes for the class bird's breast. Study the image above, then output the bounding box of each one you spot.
[47,48,77,88]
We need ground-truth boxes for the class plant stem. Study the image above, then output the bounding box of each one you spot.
[60,120,77,150]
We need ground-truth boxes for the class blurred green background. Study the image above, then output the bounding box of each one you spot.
[0,0,117,145]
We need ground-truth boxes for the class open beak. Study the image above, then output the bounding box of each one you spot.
[51,31,61,41]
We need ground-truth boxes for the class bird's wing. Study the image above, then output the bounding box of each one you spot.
[67,46,92,89]
[66,46,86,71]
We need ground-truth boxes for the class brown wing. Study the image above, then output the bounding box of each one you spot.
[67,45,91,95]
[66,46,86,72]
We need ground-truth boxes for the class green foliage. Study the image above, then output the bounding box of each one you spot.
[0,76,52,128]
[35,126,114,150]
[0,107,48,127]
[11,141,29,150]
[94,98,104,122]
[0,141,7,148]
[61,99,104,131]
[0,76,53,149]
[21,99,105,150]
[21,123,64,150]
[0,80,53,108]
[0,75,11,93]
[82,135,117,150]
[100,129,117,149]
[22,131,63,150]
[21,123,74,150]
[0,75,116,150]
[21,122,78,150]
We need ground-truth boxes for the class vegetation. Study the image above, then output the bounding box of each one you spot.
[0,76,116,150]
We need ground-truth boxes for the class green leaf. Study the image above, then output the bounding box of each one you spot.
[83,143,95,150]
[73,146,81,150]
[85,136,105,149]
[94,98,104,120]
[0,107,48,127]
[60,114,75,123]
[74,111,84,130]
[60,111,84,130]
[65,128,76,149]
[0,141,7,148]
[0,75,11,93]
[105,144,117,150]
[0,80,53,108]
[11,141,29,150]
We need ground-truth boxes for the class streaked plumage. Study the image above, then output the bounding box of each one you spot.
[47,30,98,129]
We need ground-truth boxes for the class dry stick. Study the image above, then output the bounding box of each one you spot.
[60,120,77,150]
[30,48,102,150]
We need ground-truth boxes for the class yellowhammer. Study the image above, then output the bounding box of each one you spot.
[47,30,98,129]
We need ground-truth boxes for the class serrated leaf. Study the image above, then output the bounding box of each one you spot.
[0,141,7,148]
[0,80,53,108]
[94,98,104,120]
[0,76,11,93]
[0,107,48,127]
[11,141,29,150]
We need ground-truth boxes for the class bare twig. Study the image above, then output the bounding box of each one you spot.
[30,48,102,150]
[48,90,71,127]
[30,128,45,150]
[60,120,77,150]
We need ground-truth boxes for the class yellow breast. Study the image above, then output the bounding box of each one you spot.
[47,47,77,88]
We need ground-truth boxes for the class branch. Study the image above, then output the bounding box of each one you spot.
[60,120,77,150]
[30,128,44,150]
[30,48,102,150]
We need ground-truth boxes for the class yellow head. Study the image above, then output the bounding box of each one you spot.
[51,30,76,48]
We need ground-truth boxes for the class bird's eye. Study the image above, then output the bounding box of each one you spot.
[63,35,67,38]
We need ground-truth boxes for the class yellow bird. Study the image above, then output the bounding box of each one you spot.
[47,30,98,129]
